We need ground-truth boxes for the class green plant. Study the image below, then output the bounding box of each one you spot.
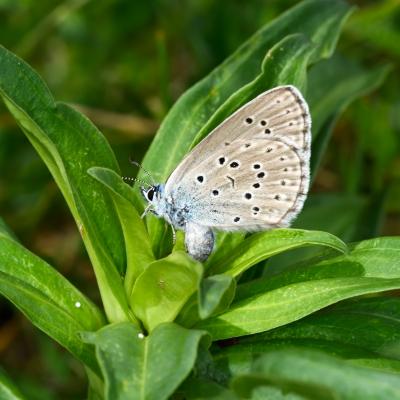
[1,0,399,399]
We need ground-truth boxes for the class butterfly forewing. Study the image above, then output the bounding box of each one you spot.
[164,85,311,231]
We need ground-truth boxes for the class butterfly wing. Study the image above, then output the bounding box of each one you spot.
[165,85,311,230]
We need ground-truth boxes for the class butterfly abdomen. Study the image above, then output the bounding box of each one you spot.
[184,222,214,262]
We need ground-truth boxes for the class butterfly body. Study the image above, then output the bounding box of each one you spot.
[141,183,215,261]
[141,85,311,262]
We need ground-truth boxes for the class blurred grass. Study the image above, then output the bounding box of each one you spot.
[0,0,399,398]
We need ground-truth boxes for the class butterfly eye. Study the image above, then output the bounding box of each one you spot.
[147,188,155,201]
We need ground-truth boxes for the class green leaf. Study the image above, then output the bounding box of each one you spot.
[88,167,155,298]
[0,220,103,372]
[83,322,210,400]
[231,349,400,400]
[308,56,390,176]
[254,296,400,361]
[214,340,374,381]
[138,0,353,253]
[217,342,400,377]
[207,229,347,277]
[130,251,203,331]
[213,297,400,378]
[0,45,129,322]
[197,237,400,339]
[199,275,236,320]
[0,367,25,400]
[237,237,400,301]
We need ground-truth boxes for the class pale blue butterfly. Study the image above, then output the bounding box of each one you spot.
[141,85,311,261]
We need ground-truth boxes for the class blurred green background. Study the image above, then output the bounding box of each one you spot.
[0,0,399,398]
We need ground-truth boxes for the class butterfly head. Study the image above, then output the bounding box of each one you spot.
[140,184,166,217]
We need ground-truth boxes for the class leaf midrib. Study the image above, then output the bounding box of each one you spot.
[140,338,149,400]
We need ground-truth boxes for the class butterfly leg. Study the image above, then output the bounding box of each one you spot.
[170,223,177,245]
[184,222,214,262]
[140,204,152,219]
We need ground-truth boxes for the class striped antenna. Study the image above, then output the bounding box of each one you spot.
[122,176,152,187]
[129,156,156,186]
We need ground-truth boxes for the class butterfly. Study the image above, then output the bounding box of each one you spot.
[140,85,311,262]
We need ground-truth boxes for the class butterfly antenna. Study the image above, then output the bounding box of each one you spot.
[129,157,156,186]
[123,176,152,188]
[122,176,135,183]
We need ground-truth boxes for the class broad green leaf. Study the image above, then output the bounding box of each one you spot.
[232,349,400,399]
[214,340,400,381]
[237,237,400,301]
[308,56,390,175]
[88,167,155,298]
[130,251,203,331]
[220,282,400,341]
[199,275,236,320]
[254,296,400,361]
[214,340,375,380]
[138,0,353,253]
[0,221,103,372]
[83,322,210,400]
[197,237,400,339]
[0,367,25,400]
[207,229,347,276]
[213,297,400,378]
[0,45,129,322]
